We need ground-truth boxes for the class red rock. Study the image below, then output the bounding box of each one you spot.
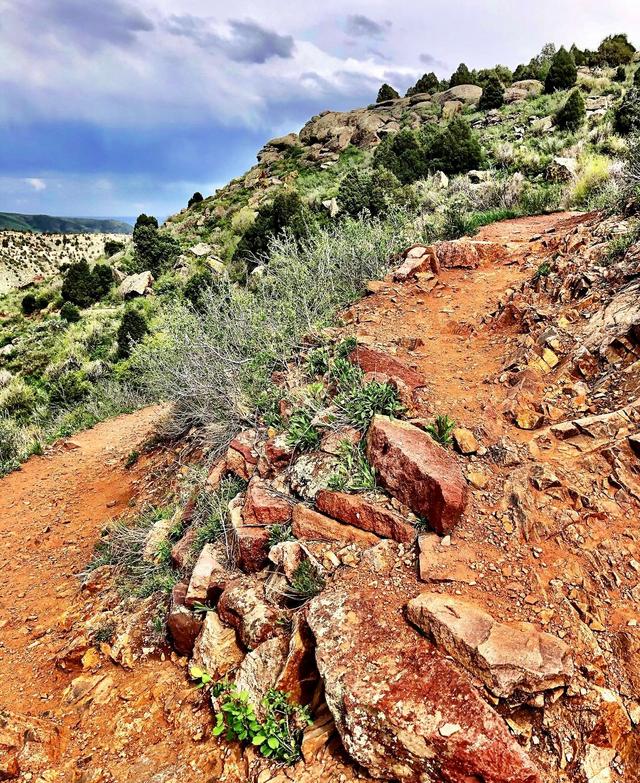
[225,446,253,481]
[307,588,541,783]
[320,426,361,456]
[393,245,440,281]
[435,240,480,269]
[275,614,319,705]
[366,415,468,534]
[229,429,258,465]
[242,477,293,527]
[237,526,271,573]
[185,544,229,607]
[264,434,294,472]
[348,346,425,394]
[171,527,197,570]
[292,504,381,547]
[206,458,228,491]
[315,490,415,544]
[167,582,203,657]
[218,577,285,650]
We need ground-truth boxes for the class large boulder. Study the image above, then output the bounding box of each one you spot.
[118,270,154,299]
[511,79,543,96]
[407,593,574,699]
[217,576,286,650]
[433,84,483,106]
[366,416,468,534]
[307,588,541,783]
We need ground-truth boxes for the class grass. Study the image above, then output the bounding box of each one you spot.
[424,414,456,447]
[328,440,376,492]
[191,475,247,555]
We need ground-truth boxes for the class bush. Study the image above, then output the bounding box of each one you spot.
[183,269,218,312]
[50,370,91,406]
[615,88,640,135]
[337,168,401,217]
[0,377,37,420]
[614,66,627,82]
[336,380,404,431]
[188,191,204,208]
[93,264,114,298]
[133,224,180,277]
[61,260,97,308]
[117,308,148,358]
[0,417,24,467]
[376,83,399,102]
[21,294,38,315]
[555,88,586,131]
[60,302,81,323]
[545,47,577,93]
[406,72,440,96]
[635,68,640,87]
[598,34,635,66]
[105,240,124,257]
[450,63,475,87]
[286,409,321,451]
[427,118,484,176]
[478,76,504,110]
[570,153,611,207]
[134,214,158,230]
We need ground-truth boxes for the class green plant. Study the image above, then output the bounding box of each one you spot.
[268,523,295,547]
[286,559,326,604]
[189,665,213,689]
[188,191,204,208]
[117,307,148,358]
[406,71,440,96]
[61,260,108,308]
[414,517,430,533]
[330,357,363,390]
[191,476,247,553]
[328,440,376,492]
[125,449,140,468]
[450,62,476,87]
[337,168,401,218]
[615,88,640,135]
[614,65,627,83]
[336,381,405,431]
[555,89,585,131]
[533,261,552,281]
[305,347,331,377]
[598,33,635,66]
[212,685,311,765]
[93,624,115,644]
[335,337,358,359]
[545,47,577,93]
[60,302,81,323]
[478,76,504,110]
[376,83,399,102]
[286,409,321,451]
[105,239,125,257]
[21,294,38,315]
[425,414,456,447]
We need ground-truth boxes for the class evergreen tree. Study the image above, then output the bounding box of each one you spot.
[555,88,586,131]
[373,129,426,184]
[61,260,96,308]
[21,294,37,315]
[428,117,484,176]
[598,34,636,66]
[545,46,577,93]
[117,308,148,359]
[570,44,587,67]
[615,88,640,135]
[406,72,440,96]
[614,65,627,82]
[133,218,180,277]
[449,63,475,87]
[478,76,504,110]
[60,302,81,323]
[337,168,401,217]
[376,83,400,102]
[634,68,640,87]
[134,214,158,231]
[188,192,204,208]
[92,264,114,298]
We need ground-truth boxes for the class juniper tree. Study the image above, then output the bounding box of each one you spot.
[545,47,577,93]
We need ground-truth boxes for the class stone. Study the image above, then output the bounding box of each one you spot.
[185,544,229,607]
[393,245,439,281]
[188,242,212,258]
[511,79,543,96]
[229,430,258,465]
[191,610,244,676]
[288,452,338,501]
[167,582,203,657]
[503,87,529,103]
[315,490,416,543]
[242,477,293,527]
[301,705,336,762]
[320,426,361,455]
[0,711,61,780]
[263,433,295,472]
[291,504,380,547]
[275,614,319,705]
[366,415,468,534]
[118,270,154,298]
[418,533,485,584]
[442,99,463,120]
[547,157,578,182]
[307,588,541,783]
[234,637,289,713]
[434,84,483,106]
[348,346,426,396]
[435,240,480,269]
[452,427,478,454]
[268,540,317,580]
[217,577,285,650]
[407,592,574,699]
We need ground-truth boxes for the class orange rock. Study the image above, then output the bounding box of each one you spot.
[292,504,380,547]
[315,490,415,543]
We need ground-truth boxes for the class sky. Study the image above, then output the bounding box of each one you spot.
[1,0,639,219]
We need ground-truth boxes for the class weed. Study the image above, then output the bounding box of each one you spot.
[330,357,363,390]
[93,623,115,644]
[328,440,376,492]
[336,381,405,431]
[424,414,456,447]
[189,665,213,689]
[334,336,358,359]
[191,475,247,555]
[286,409,321,452]
[533,261,552,281]
[305,348,330,376]
[285,560,326,605]
[125,450,139,469]
[268,524,295,548]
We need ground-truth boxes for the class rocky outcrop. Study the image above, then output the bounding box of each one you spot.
[307,588,541,783]
[118,270,154,298]
[315,489,416,543]
[407,592,574,699]
[366,416,468,534]
[433,84,483,106]
[217,577,286,650]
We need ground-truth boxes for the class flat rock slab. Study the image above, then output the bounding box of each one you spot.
[315,490,416,544]
[407,592,574,699]
[307,588,541,783]
[348,346,426,393]
[366,415,468,534]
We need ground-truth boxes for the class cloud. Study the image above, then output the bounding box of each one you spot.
[419,52,448,70]
[167,16,295,63]
[29,0,154,50]
[345,14,391,39]
[25,178,46,191]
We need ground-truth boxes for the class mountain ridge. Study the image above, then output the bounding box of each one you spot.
[0,212,133,234]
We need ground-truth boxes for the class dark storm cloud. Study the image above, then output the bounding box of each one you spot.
[31,0,154,49]
[167,16,295,63]
[345,14,391,39]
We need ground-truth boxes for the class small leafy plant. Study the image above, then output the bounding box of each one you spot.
[337,381,405,431]
[285,559,326,605]
[190,665,213,689]
[328,440,376,492]
[124,449,140,469]
[532,261,551,281]
[335,336,358,359]
[330,357,363,390]
[212,684,311,765]
[268,523,295,548]
[286,409,321,451]
[305,347,330,376]
[425,414,456,447]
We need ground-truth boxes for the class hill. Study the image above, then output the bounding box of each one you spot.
[0,212,133,234]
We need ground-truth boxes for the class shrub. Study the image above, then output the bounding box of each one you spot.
[60,302,81,323]
[406,72,440,96]
[555,89,586,131]
[191,476,247,554]
[424,414,456,447]
[50,370,91,406]
[21,294,38,315]
[188,191,204,208]
[614,65,627,83]
[183,269,218,312]
[0,377,37,420]
[376,83,399,102]
[117,308,148,358]
[61,260,97,308]
[478,76,504,110]
[286,559,326,603]
[635,68,640,87]
[286,409,321,451]
[598,34,635,66]
[570,153,611,207]
[450,63,475,87]
[615,88,640,135]
[428,118,484,176]
[336,380,404,431]
[133,224,180,277]
[268,524,294,547]
[0,417,23,466]
[134,214,158,230]
[105,240,124,257]
[337,168,401,217]
[93,264,114,298]
[545,47,577,93]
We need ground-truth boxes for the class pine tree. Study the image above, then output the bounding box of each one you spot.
[545,47,577,93]
[188,192,204,208]
[61,260,96,308]
[615,88,640,135]
[117,308,148,358]
[555,88,586,131]
[598,34,636,66]
[449,63,475,87]
[376,83,400,102]
[406,72,440,96]
[478,76,504,110]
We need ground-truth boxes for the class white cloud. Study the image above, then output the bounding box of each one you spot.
[25,178,47,191]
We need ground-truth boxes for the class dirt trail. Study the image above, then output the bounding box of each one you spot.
[0,211,604,781]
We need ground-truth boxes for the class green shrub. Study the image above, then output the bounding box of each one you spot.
[286,409,321,451]
[133,224,180,277]
[545,47,577,93]
[117,308,148,358]
[376,83,399,102]
[635,68,640,87]
[267,524,295,547]
[105,239,124,257]
[555,88,586,131]
[0,417,23,467]
[614,65,627,83]
[50,370,91,406]
[478,76,504,110]
[598,34,635,66]
[615,88,640,135]
[62,260,106,308]
[0,377,37,420]
[93,264,114,298]
[336,380,404,431]
[191,476,247,553]
[286,559,325,603]
[328,440,376,492]
[570,153,611,207]
[21,294,38,315]
[424,414,456,447]
[183,269,218,312]
[60,302,81,323]
[427,118,484,176]
[188,191,204,208]
[337,168,401,217]
[306,347,331,377]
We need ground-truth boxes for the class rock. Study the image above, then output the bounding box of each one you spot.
[265,132,299,150]
[434,240,480,269]
[407,592,573,699]
[393,245,439,281]
[434,84,483,106]
[320,426,361,455]
[242,477,293,527]
[229,430,258,466]
[188,242,212,258]
[307,588,541,783]
[191,610,244,676]
[512,79,543,96]
[217,577,285,650]
[503,87,529,103]
[0,711,61,780]
[288,452,338,501]
[452,427,478,454]
[291,504,380,547]
[366,415,468,534]
[301,705,336,762]
[234,637,289,713]
[171,526,197,570]
[263,434,295,473]
[629,434,640,458]
[442,99,463,120]
[142,512,177,563]
[315,490,416,543]
[167,582,203,657]
[118,270,154,299]
[275,615,319,705]
[269,540,318,580]
[185,544,229,607]
[547,157,578,182]
[348,346,426,397]
[418,533,485,584]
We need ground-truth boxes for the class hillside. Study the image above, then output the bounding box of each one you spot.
[0,212,133,234]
